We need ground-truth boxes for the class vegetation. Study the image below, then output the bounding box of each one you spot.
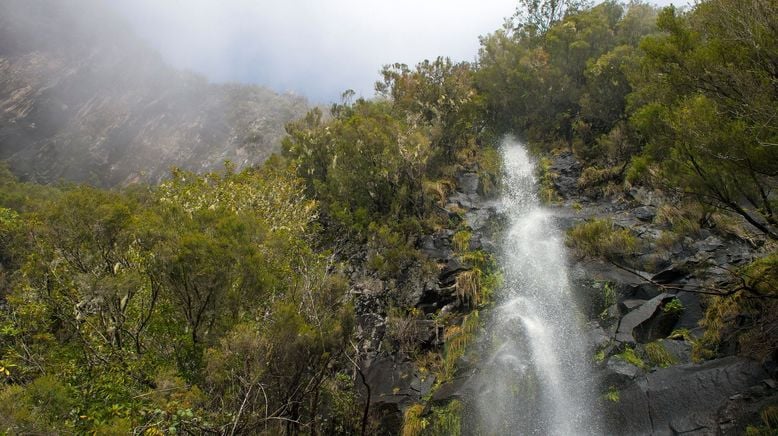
[566,218,640,261]
[615,347,646,370]
[644,341,677,368]
[1,0,777,432]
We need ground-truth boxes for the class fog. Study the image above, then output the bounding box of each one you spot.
[111,0,684,104]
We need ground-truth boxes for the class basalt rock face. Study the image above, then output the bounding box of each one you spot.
[348,171,499,434]
[0,0,308,186]
[547,151,778,435]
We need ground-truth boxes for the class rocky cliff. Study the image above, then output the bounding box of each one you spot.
[349,150,777,435]
[0,0,308,186]
[549,151,778,435]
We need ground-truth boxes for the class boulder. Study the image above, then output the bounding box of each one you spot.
[464,209,491,231]
[606,356,768,435]
[364,357,435,407]
[616,293,680,344]
[633,206,657,222]
[604,356,643,388]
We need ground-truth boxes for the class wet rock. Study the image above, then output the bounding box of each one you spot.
[430,375,473,405]
[465,209,491,231]
[674,291,704,331]
[661,339,693,365]
[651,264,691,284]
[587,322,611,350]
[616,293,680,344]
[365,357,435,407]
[549,151,581,199]
[606,357,768,435]
[604,356,643,388]
[619,299,647,314]
[457,172,480,195]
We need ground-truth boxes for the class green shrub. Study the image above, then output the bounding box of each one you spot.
[662,297,684,315]
[625,155,650,185]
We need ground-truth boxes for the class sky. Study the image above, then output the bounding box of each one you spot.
[111,0,684,104]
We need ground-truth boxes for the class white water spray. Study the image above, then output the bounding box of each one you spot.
[471,139,599,435]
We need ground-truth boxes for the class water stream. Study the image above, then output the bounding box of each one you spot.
[471,139,600,435]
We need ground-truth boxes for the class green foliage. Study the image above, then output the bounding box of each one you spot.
[566,219,640,261]
[630,0,778,239]
[598,281,617,320]
[699,253,778,361]
[537,156,559,203]
[644,341,677,368]
[662,297,684,315]
[616,347,646,370]
[452,230,473,253]
[425,400,463,436]
[0,162,357,433]
[402,403,428,436]
[439,312,480,383]
[477,1,656,148]
[604,385,620,403]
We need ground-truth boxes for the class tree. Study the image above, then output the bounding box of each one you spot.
[630,1,778,238]
[515,0,593,34]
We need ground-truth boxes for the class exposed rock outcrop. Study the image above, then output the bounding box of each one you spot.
[0,0,308,186]
[605,357,772,435]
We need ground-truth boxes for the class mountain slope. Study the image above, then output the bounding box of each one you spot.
[0,0,308,186]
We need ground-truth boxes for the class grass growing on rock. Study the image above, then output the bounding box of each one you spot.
[566,219,640,261]
[616,347,647,370]
[402,404,427,436]
[604,386,620,403]
[645,341,677,368]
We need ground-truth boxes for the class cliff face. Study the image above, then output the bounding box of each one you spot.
[0,0,308,186]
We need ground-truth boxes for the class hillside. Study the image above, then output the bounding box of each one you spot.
[0,0,308,186]
[0,0,775,434]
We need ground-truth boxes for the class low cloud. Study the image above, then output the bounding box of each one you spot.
[111,0,517,102]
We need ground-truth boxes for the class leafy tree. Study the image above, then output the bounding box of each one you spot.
[515,0,594,34]
[630,1,778,238]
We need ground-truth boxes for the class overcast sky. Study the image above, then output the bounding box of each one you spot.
[111,0,684,103]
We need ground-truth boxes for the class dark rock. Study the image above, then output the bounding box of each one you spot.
[693,236,724,253]
[457,172,480,195]
[627,187,662,207]
[651,264,691,284]
[673,291,704,331]
[587,322,611,350]
[549,151,582,199]
[606,356,768,435]
[616,293,680,344]
[364,357,435,407]
[619,299,647,314]
[633,206,657,222]
[624,283,663,300]
[430,375,472,405]
[465,209,491,231]
[661,339,693,365]
[449,192,481,210]
[468,233,483,251]
[604,356,643,388]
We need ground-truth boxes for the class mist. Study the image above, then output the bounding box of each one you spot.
[110,0,685,104]
[109,0,514,103]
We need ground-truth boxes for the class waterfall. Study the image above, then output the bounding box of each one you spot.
[471,139,600,435]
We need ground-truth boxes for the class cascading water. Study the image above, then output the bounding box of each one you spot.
[471,139,600,435]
